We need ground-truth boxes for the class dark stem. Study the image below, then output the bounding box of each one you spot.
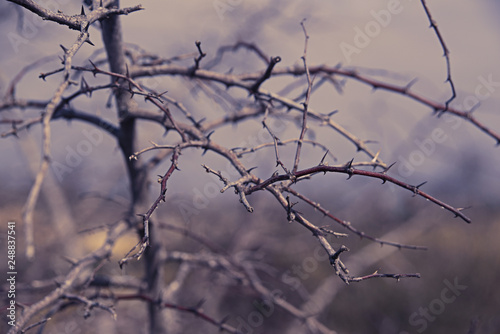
[99,1,165,332]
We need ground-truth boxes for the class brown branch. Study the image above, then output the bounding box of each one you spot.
[6,0,143,32]
[240,258,340,334]
[3,4,487,334]
[420,0,456,112]
[234,137,336,162]
[55,108,120,137]
[62,293,116,319]
[85,61,187,141]
[119,147,181,266]
[265,186,419,285]
[107,294,240,334]
[22,30,90,260]
[276,65,500,145]
[159,251,247,283]
[348,271,421,283]
[190,40,207,73]
[202,164,254,212]
[285,186,428,250]
[1,81,117,138]
[129,52,500,145]
[157,222,228,255]
[1,103,119,138]
[246,162,471,224]
[205,41,270,69]
[292,19,313,174]
[250,56,281,92]
[257,87,386,164]
[7,221,129,334]
[269,127,291,175]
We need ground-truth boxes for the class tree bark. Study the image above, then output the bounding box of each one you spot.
[99,1,166,332]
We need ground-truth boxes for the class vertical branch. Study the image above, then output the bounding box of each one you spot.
[250,56,281,93]
[420,0,456,112]
[99,1,165,333]
[22,31,89,260]
[191,40,207,73]
[100,0,144,206]
[292,19,313,174]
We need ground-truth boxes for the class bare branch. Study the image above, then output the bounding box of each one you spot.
[6,0,143,31]
[8,221,129,334]
[292,19,313,174]
[250,56,281,92]
[22,30,90,260]
[246,162,471,223]
[2,3,492,333]
[119,147,181,266]
[286,187,428,250]
[420,0,456,112]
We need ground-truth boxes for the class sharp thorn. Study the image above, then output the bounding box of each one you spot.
[345,157,354,169]
[247,166,258,173]
[206,130,215,140]
[383,162,397,174]
[416,181,427,189]
[319,150,329,166]
[328,110,338,117]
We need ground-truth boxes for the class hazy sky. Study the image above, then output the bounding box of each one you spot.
[1,1,499,198]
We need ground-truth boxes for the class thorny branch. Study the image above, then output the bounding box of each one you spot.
[1,3,497,334]
[285,186,427,250]
[250,55,281,92]
[104,293,241,333]
[420,0,456,112]
[245,162,471,224]
[22,30,90,260]
[6,0,143,32]
[292,19,313,174]
[119,147,181,266]
[7,222,129,334]
[84,60,187,142]
[3,0,143,262]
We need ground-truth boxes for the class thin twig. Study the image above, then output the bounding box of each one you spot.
[86,61,187,141]
[8,221,129,334]
[246,162,471,224]
[22,30,90,260]
[6,0,143,31]
[292,19,313,174]
[420,0,456,112]
[119,147,181,266]
[250,56,281,92]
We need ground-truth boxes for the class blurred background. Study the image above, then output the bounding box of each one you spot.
[1,1,499,333]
